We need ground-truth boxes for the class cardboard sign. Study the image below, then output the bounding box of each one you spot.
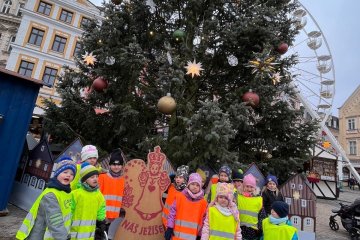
[114,146,170,240]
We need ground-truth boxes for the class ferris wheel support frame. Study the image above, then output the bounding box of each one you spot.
[294,88,360,184]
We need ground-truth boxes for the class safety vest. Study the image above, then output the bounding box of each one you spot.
[71,188,106,239]
[162,184,178,227]
[173,193,207,240]
[209,184,217,202]
[70,164,82,191]
[99,173,124,219]
[262,217,297,240]
[16,188,72,240]
[208,206,238,240]
[237,194,262,230]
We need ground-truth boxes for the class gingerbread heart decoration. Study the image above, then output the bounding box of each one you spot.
[114,146,170,240]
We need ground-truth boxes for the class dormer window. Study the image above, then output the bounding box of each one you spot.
[1,1,12,14]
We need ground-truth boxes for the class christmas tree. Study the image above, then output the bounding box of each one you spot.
[45,0,318,180]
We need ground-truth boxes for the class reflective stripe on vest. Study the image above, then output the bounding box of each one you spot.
[106,206,121,212]
[262,217,297,240]
[104,195,123,201]
[172,193,207,240]
[237,195,262,230]
[208,206,237,240]
[72,219,97,227]
[71,231,95,239]
[16,188,72,240]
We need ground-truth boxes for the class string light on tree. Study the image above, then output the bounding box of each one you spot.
[82,52,97,65]
[185,59,204,78]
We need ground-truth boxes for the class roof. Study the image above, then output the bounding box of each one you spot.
[280,173,317,196]
[339,84,360,109]
[0,68,43,86]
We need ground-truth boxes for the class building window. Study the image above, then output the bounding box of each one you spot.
[73,41,82,56]
[80,17,91,28]
[42,67,58,86]
[349,141,357,155]
[17,3,24,16]
[305,218,312,226]
[301,199,307,207]
[293,217,298,225]
[51,35,67,53]
[28,28,45,46]
[37,1,52,16]
[59,9,73,24]
[285,198,291,205]
[1,0,12,14]
[348,118,356,130]
[290,183,295,189]
[298,184,303,190]
[7,35,15,52]
[18,60,34,77]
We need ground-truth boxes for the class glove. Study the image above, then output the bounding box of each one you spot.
[164,227,174,240]
[96,220,107,233]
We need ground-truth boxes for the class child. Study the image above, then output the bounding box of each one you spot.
[162,165,189,227]
[16,157,76,240]
[208,165,232,202]
[261,201,298,240]
[99,149,125,227]
[233,170,244,205]
[71,145,104,190]
[165,173,207,240]
[201,183,242,240]
[70,162,106,240]
[261,175,284,216]
[237,173,266,240]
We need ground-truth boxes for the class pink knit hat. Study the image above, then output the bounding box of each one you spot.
[187,173,202,187]
[216,182,234,202]
[243,173,257,188]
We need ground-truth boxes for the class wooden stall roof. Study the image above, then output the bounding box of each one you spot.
[0,68,43,86]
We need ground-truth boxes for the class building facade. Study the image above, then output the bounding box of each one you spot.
[0,0,26,68]
[338,85,360,174]
[5,0,101,113]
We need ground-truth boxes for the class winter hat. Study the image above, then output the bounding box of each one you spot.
[80,145,98,162]
[109,149,124,165]
[176,165,189,180]
[54,156,77,177]
[219,165,232,178]
[216,182,234,203]
[187,173,203,187]
[272,201,289,218]
[232,170,244,181]
[80,162,99,182]
[243,173,257,188]
[266,174,278,186]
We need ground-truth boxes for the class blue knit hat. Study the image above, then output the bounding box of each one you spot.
[54,156,77,177]
[272,201,289,218]
[219,165,232,179]
[266,174,278,186]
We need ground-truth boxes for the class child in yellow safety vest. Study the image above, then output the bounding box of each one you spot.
[237,173,267,240]
[16,157,76,240]
[162,165,189,227]
[201,182,242,240]
[70,162,106,240]
[261,201,298,240]
[71,145,106,191]
[207,165,233,202]
[165,173,208,240]
[99,149,125,229]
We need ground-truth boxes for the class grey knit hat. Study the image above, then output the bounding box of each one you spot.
[176,165,189,180]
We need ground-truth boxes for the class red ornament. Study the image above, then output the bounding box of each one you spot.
[242,90,260,107]
[111,0,122,5]
[276,43,289,55]
[92,77,108,92]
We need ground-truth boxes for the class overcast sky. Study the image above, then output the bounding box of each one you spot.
[90,0,360,116]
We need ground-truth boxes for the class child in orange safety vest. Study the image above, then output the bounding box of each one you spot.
[162,165,189,227]
[99,149,125,229]
[165,173,207,240]
[201,182,242,240]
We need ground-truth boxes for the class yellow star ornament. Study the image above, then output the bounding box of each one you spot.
[185,59,204,78]
[82,52,97,65]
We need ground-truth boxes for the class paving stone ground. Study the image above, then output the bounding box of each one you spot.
[0,187,359,239]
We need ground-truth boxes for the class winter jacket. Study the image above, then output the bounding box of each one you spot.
[261,189,284,215]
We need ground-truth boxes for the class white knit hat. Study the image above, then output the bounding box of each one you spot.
[81,145,98,162]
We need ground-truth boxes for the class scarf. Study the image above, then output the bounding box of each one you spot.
[175,182,187,191]
[81,182,99,192]
[109,170,122,178]
[183,188,204,200]
[215,202,232,216]
[47,178,71,193]
[269,215,289,225]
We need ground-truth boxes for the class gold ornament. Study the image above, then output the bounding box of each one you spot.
[185,59,204,78]
[82,52,97,65]
[322,141,331,149]
[271,72,282,85]
[247,56,279,77]
[157,93,177,114]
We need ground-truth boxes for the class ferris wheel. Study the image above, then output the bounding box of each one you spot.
[288,2,335,126]
[289,1,360,182]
